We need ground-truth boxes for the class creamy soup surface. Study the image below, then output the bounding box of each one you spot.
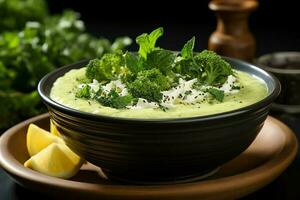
[50,67,267,119]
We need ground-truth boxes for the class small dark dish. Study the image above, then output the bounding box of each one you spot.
[38,57,280,184]
[256,52,300,114]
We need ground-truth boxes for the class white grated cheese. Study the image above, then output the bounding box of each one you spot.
[161,78,198,105]
[220,75,239,94]
[120,88,128,96]
[103,80,126,94]
[128,98,159,109]
[88,79,99,92]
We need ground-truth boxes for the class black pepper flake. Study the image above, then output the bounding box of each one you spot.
[239,101,243,103]
[172,96,175,99]
[143,100,146,103]
[88,101,91,105]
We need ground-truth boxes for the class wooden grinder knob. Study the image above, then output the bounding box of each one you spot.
[208,0,258,62]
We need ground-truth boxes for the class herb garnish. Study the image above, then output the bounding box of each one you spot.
[78,27,239,109]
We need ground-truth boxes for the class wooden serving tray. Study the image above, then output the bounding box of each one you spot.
[0,114,297,200]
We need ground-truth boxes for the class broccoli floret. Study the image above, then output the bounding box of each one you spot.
[136,69,171,90]
[86,52,124,82]
[176,50,233,85]
[128,77,162,103]
[97,89,133,109]
[194,50,233,85]
[127,69,171,103]
[75,85,91,99]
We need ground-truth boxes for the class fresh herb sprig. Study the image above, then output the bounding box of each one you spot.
[97,89,133,109]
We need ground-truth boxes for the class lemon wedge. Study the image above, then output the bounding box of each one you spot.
[26,124,64,157]
[50,119,61,137]
[24,143,83,179]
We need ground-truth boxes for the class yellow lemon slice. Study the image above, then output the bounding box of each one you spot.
[50,119,61,137]
[24,143,83,179]
[27,124,64,157]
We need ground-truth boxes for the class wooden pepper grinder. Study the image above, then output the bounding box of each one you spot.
[208,0,258,62]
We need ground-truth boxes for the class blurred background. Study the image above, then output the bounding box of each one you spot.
[48,0,298,54]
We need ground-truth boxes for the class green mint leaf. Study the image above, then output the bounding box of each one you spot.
[111,95,133,109]
[76,85,91,99]
[124,52,144,74]
[136,27,164,59]
[181,36,195,59]
[174,58,201,79]
[208,88,224,102]
[97,89,133,109]
[148,27,164,48]
[145,49,176,74]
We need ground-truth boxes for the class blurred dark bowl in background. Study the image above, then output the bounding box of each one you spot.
[256,52,300,114]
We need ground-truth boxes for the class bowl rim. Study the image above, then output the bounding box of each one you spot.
[38,56,281,124]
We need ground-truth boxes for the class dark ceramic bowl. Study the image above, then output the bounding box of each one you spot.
[256,52,300,114]
[38,57,280,184]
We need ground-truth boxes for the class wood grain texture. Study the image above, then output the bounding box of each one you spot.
[208,0,258,62]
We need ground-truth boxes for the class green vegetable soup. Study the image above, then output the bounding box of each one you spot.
[50,27,267,119]
[50,67,267,119]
